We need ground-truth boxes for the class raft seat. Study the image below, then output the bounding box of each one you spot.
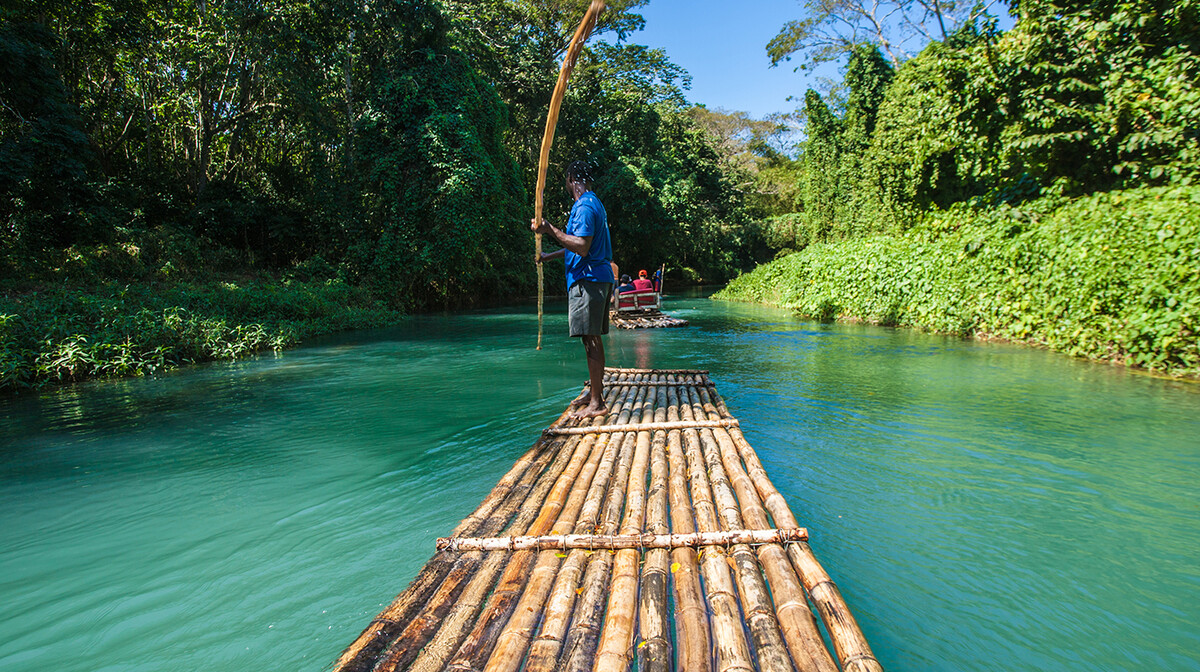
[615,288,660,312]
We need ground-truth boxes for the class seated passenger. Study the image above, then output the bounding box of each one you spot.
[617,274,636,294]
[632,269,654,291]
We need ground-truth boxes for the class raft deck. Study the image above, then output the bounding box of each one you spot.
[332,368,880,672]
[610,309,689,329]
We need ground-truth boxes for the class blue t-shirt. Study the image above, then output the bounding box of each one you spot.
[564,191,614,289]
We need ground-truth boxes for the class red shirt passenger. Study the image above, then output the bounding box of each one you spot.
[632,269,654,291]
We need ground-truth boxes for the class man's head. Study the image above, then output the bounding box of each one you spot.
[565,160,594,190]
[638,269,648,278]
[620,274,631,284]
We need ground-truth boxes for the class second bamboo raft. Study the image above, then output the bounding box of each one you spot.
[609,309,689,329]
[331,368,881,672]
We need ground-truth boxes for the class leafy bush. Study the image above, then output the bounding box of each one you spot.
[0,279,401,390]
[716,185,1200,376]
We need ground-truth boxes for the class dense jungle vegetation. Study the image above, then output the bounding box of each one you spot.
[2,0,1197,387]
[718,0,1200,378]
[0,0,756,388]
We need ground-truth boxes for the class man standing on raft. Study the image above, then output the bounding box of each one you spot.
[532,160,614,419]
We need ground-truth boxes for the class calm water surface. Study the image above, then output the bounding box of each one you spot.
[2,294,1198,671]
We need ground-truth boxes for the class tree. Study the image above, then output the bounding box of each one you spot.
[767,0,997,67]
[687,107,803,220]
[0,18,100,254]
[799,89,841,240]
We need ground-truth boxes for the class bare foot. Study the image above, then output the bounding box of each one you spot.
[570,391,590,407]
[571,401,608,419]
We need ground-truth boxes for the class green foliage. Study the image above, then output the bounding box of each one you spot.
[443,0,760,284]
[587,101,752,283]
[778,0,1200,260]
[0,19,101,253]
[351,23,528,309]
[716,185,1200,376]
[799,88,843,240]
[869,29,1004,217]
[0,0,544,307]
[0,279,400,390]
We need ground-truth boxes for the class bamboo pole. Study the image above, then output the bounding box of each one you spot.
[534,0,605,349]
[637,380,671,672]
[438,527,809,552]
[683,385,797,672]
[702,385,884,672]
[674,381,755,672]
[396,381,633,672]
[558,377,647,672]
[544,418,739,436]
[523,382,633,672]
[593,373,657,672]
[664,377,710,672]
[329,427,568,672]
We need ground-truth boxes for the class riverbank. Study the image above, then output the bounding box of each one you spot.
[714,185,1200,379]
[0,278,402,392]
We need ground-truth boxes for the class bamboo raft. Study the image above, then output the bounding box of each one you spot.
[610,310,689,329]
[331,368,881,672]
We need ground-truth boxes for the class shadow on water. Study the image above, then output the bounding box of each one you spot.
[1,294,1198,672]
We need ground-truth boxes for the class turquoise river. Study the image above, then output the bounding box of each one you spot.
[2,293,1198,672]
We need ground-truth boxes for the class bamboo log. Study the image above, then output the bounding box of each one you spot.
[544,418,739,436]
[443,436,598,672]
[682,385,837,672]
[386,433,582,672]
[330,428,568,672]
[605,367,708,375]
[445,378,642,672]
[664,379,710,672]
[482,377,648,672]
[696,387,841,672]
[584,380,713,388]
[403,381,639,672]
[534,0,605,349]
[438,527,808,552]
[702,385,884,672]
[523,387,632,672]
[684,386,796,672]
[593,373,657,672]
[483,428,612,672]
[558,378,647,672]
[336,371,880,672]
[675,382,755,672]
[378,430,588,672]
[637,380,671,672]
[410,379,638,672]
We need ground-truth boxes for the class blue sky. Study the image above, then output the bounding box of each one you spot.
[615,0,1015,120]
[620,0,833,119]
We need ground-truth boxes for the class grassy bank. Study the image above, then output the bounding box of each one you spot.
[715,185,1200,378]
[0,278,402,391]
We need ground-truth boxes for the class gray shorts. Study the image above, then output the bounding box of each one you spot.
[568,281,613,337]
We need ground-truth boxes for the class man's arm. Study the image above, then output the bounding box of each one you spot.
[531,218,593,257]
[536,248,567,264]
